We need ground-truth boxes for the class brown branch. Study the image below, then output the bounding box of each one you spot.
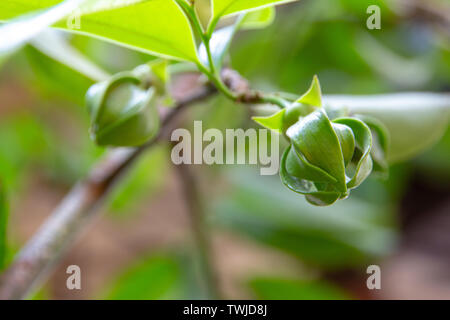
[0,82,216,300]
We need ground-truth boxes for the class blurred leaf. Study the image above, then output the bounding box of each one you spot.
[0,183,8,270]
[107,145,169,216]
[356,33,432,88]
[209,0,295,30]
[105,255,184,300]
[0,0,199,62]
[0,112,102,188]
[200,6,276,70]
[240,6,275,29]
[31,30,110,82]
[414,126,450,183]
[0,114,52,189]
[0,0,87,57]
[249,277,351,300]
[324,93,450,162]
[199,24,239,70]
[25,45,94,104]
[214,168,397,268]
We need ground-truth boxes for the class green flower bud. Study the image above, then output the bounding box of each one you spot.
[86,72,160,147]
[253,76,384,206]
[280,109,374,206]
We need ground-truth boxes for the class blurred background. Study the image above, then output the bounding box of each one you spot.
[0,0,449,299]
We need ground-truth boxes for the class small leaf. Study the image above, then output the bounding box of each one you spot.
[240,6,275,29]
[209,0,297,34]
[199,24,239,70]
[149,60,170,85]
[105,255,183,300]
[296,75,322,107]
[252,109,285,133]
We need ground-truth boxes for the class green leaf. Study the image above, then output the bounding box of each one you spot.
[215,168,397,268]
[249,277,351,300]
[105,255,183,300]
[199,23,239,70]
[252,109,285,133]
[210,0,295,21]
[324,93,450,162]
[0,183,8,270]
[31,30,110,82]
[296,75,322,107]
[0,0,199,62]
[200,5,276,71]
[0,0,86,58]
[208,0,296,34]
[282,76,323,130]
[240,6,275,29]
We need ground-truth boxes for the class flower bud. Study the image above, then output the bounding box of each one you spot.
[253,76,384,206]
[86,72,160,147]
[280,109,373,206]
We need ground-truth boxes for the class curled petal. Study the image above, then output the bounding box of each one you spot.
[280,146,341,206]
[333,117,373,189]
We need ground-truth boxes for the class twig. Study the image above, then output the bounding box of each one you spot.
[0,83,216,300]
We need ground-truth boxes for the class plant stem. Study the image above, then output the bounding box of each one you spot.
[174,163,220,299]
[178,0,238,101]
[259,94,291,109]
[196,62,237,100]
